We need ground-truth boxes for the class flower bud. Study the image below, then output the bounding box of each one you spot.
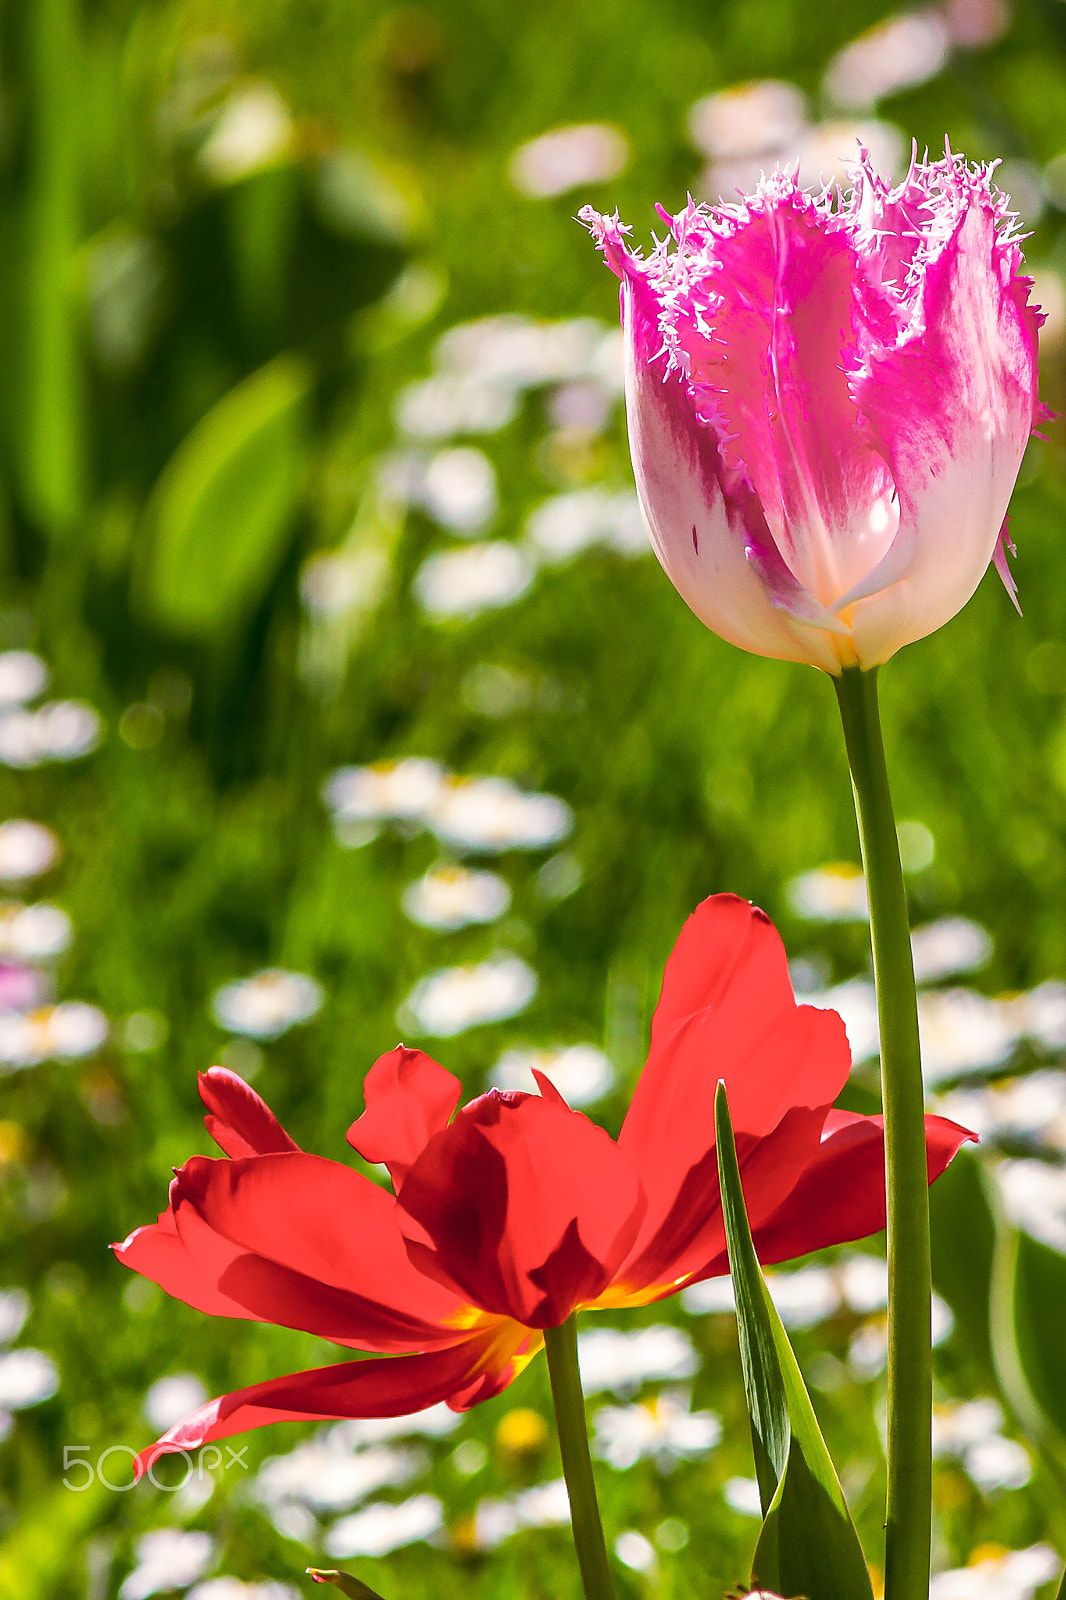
[583,148,1044,672]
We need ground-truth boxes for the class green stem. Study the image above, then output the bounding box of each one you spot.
[833,666,930,1600]
[26,0,84,534]
[543,1316,615,1600]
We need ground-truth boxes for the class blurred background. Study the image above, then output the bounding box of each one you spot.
[5,0,1066,1596]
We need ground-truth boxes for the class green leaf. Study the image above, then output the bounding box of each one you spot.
[1012,1228,1066,1437]
[143,352,310,637]
[306,1570,387,1599]
[714,1082,873,1600]
[988,1168,1066,1465]
[930,1146,996,1381]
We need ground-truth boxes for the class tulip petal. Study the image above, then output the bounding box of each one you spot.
[198,1067,300,1158]
[847,167,1041,663]
[114,1195,261,1323]
[116,1171,470,1351]
[398,1090,645,1326]
[620,896,852,1258]
[135,1324,538,1476]
[745,534,853,636]
[613,1104,827,1301]
[992,516,1021,615]
[185,1222,463,1351]
[118,1188,432,1349]
[745,1110,977,1269]
[171,1152,470,1342]
[581,206,842,672]
[689,189,897,606]
[531,1068,570,1108]
[347,1045,462,1186]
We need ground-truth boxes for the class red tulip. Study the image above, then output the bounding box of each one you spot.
[116,895,972,1472]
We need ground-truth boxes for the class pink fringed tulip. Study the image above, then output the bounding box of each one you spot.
[582,150,1044,672]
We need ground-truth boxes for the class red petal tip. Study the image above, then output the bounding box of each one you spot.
[530,1069,569,1108]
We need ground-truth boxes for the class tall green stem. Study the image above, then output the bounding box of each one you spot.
[833,666,930,1600]
[543,1316,615,1600]
[26,0,84,534]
